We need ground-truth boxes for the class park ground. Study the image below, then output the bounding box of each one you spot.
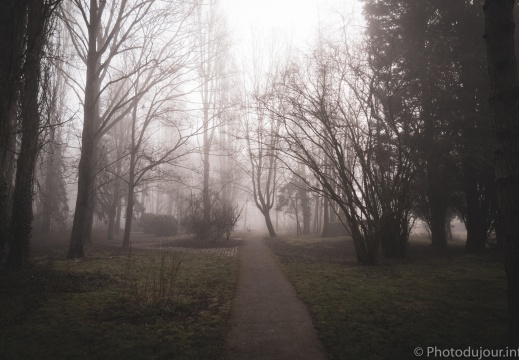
[0,230,507,359]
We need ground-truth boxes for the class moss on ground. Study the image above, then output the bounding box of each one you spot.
[0,243,237,360]
[266,236,507,360]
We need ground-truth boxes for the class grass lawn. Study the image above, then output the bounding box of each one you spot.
[0,234,238,360]
[266,235,508,360]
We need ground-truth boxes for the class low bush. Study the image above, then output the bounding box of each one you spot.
[140,213,178,236]
[182,195,241,242]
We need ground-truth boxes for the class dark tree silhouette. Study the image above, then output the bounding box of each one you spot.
[0,0,28,261]
[483,0,519,345]
[364,0,498,251]
[7,0,62,269]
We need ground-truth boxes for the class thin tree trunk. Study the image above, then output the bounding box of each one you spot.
[114,195,122,235]
[122,151,136,248]
[321,197,330,237]
[484,0,519,345]
[40,135,56,234]
[122,183,135,248]
[203,126,211,225]
[465,164,487,252]
[313,194,320,234]
[107,173,122,240]
[242,201,248,231]
[122,99,138,248]
[289,193,300,236]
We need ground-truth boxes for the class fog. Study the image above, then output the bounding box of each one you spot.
[2,1,517,357]
[1,0,498,264]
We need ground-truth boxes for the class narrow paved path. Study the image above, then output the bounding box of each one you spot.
[225,235,328,360]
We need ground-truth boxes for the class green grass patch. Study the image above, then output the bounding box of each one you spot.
[0,244,237,360]
[266,236,508,360]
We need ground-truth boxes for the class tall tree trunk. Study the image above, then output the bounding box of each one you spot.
[122,120,137,248]
[40,129,56,234]
[203,121,211,226]
[0,0,27,261]
[7,0,47,269]
[484,0,519,345]
[68,0,99,258]
[68,95,95,257]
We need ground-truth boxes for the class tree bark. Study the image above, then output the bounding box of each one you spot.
[122,183,135,248]
[7,0,48,269]
[40,142,57,234]
[484,0,519,345]
[262,209,276,237]
[202,115,211,227]
[68,0,99,258]
[301,191,311,235]
[0,0,27,260]
[122,111,137,248]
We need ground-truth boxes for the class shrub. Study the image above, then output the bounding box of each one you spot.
[211,201,242,242]
[182,195,241,242]
[140,213,178,236]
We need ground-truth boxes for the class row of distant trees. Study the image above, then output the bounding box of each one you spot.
[0,0,512,265]
[245,0,497,265]
[0,0,238,267]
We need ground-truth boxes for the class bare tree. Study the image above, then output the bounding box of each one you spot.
[119,3,198,247]
[101,115,129,241]
[238,33,291,238]
[194,0,231,231]
[267,29,422,264]
[243,101,281,237]
[62,0,187,257]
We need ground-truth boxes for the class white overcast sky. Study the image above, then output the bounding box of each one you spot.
[221,0,364,52]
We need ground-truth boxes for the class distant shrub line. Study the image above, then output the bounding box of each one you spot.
[140,213,178,236]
